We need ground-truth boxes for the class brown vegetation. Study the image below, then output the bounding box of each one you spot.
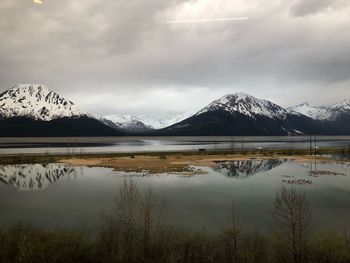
[57,154,347,174]
[272,187,311,263]
[0,146,348,174]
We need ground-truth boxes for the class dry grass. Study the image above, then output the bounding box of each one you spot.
[58,153,345,174]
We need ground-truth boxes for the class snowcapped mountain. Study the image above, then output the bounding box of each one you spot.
[0,84,349,136]
[287,102,332,120]
[158,92,320,136]
[102,114,152,131]
[102,112,194,130]
[102,93,350,135]
[196,93,288,119]
[135,113,193,129]
[330,98,350,114]
[0,84,120,136]
[0,84,86,121]
[288,98,350,121]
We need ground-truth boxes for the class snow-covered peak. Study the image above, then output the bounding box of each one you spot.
[287,102,332,120]
[0,84,86,121]
[196,93,287,119]
[217,92,250,103]
[103,112,194,130]
[104,114,143,126]
[102,114,152,130]
[288,98,350,121]
[136,112,194,129]
[330,98,350,112]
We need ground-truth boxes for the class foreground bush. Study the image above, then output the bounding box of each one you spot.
[0,182,349,263]
[0,225,92,263]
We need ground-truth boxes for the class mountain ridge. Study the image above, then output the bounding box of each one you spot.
[156,93,334,136]
[288,99,350,121]
[0,84,349,136]
[0,84,86,121]
[0,84,121,136]
[102,112,194,131]
[195,93,288,119]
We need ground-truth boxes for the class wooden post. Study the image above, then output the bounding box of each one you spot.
[309,135,312,156]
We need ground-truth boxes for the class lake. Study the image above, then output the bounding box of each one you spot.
[0,158,349,234]
[0,136,350,154]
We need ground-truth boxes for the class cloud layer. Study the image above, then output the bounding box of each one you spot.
[0,0,349,115]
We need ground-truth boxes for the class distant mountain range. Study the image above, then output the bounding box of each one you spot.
[287,100,350,121]
[101,112,193,131]
[0,84,349,136]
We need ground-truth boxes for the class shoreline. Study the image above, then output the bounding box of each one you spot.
[0,147,348,173]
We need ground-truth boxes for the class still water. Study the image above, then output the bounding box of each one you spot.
[0,159,349,234]
[0,136,350,155]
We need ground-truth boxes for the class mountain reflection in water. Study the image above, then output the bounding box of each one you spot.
[0,163,75,191]
[213,159,286,178]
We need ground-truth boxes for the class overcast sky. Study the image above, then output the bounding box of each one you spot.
[0,0,349,116]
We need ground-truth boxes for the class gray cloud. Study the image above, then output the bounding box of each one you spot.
[289,0,332,16]
[0,0,349,116]
[289,0,349,17]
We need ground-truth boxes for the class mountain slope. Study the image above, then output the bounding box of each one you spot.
[158,93,321,136]
[102,114,152,131]
[0,84,85,121]
[329,98,350,117]
[287,102,332,120]
[321,99,350,134]
[0,84,121,136]
[196,93,287,119]
[289,99,350,121]
[136,112,194,129]
[330,98,350,111]
[288,99,350,135]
